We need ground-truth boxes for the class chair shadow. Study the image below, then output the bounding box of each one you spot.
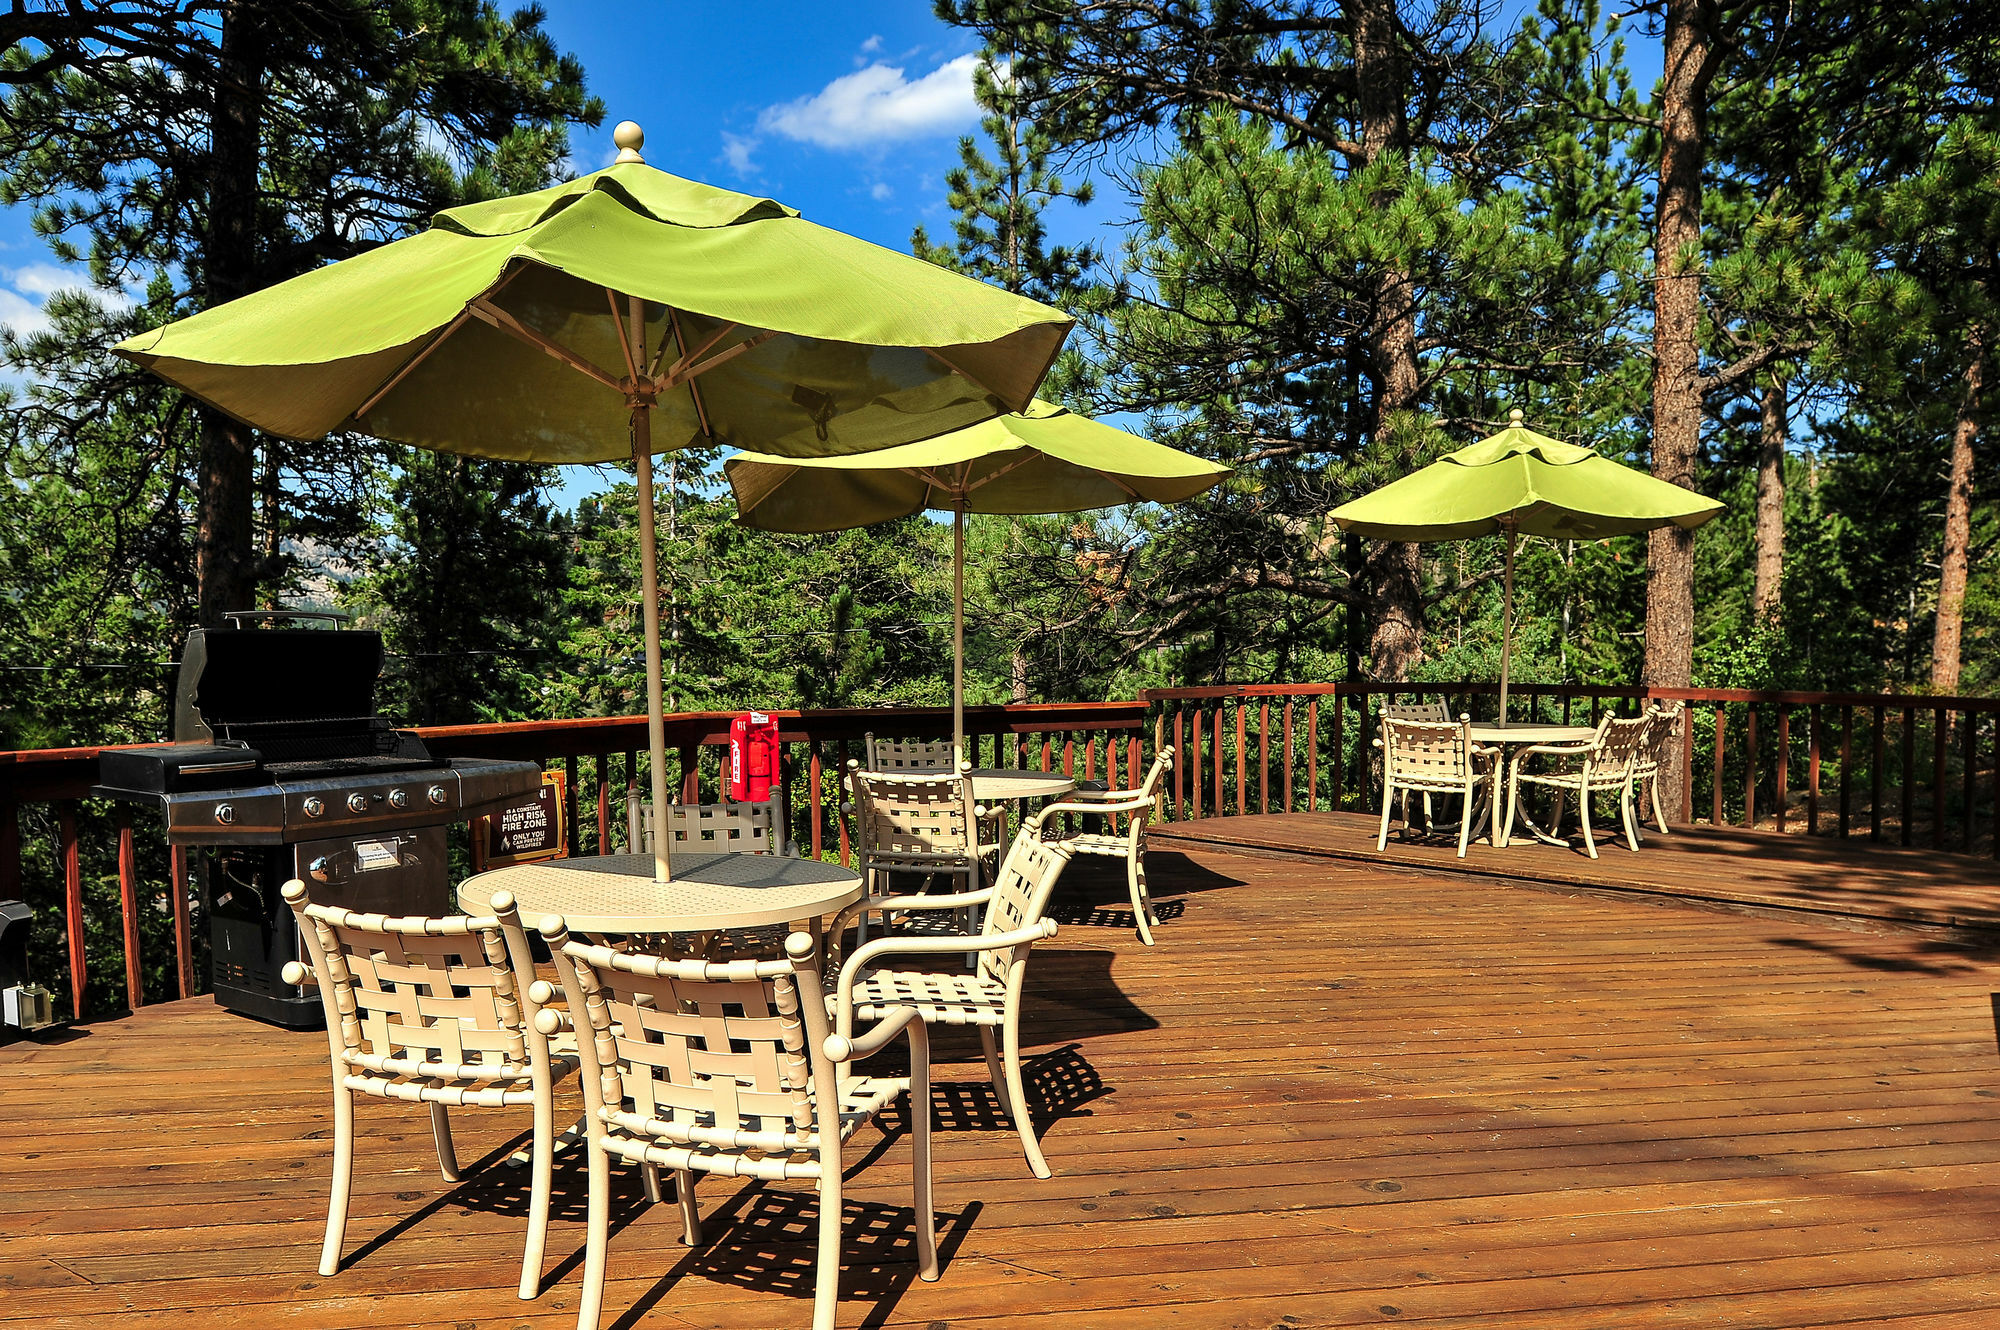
[926,1041,1112,1133]
[609,1179,983,1330]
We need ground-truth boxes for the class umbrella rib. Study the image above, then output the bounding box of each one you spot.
[468,299,625,393]
[606,287,641,386]
[961,453,1039,494]
[353,308,475,420]
[925,346,1003,402]
[657,321,736,383]
[663,330,777,388]
[667,307,714,439]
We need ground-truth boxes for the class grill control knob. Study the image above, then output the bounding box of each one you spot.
[308,857,333,882]
[302,797,325,818]
[427,784,449,806]
[346,792,370,814]
[213,803,235,825]
[388,789,410,809]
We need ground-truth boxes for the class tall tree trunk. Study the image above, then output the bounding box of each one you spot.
[1010,645,1029,703]
[1352,0,1423,679]
[1752,376,1787,621]
[1644,0,1717,819]
[196,0,265,627]
[1931,329,1984,695]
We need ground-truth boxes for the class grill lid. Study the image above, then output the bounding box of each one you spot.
[173,622,412,764]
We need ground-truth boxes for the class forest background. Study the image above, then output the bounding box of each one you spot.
[1,0,1995,762]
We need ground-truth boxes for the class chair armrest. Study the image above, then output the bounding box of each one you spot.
[835,918,1058,1038]
[1037,796,1153,820]
[823,1004,918,1061]
[280,961,317,987]
[1511,741,1594,760]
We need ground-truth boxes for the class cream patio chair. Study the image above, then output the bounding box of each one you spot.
[279,881,575,1300]
[1629,700,1685,834]
[534,923,936,1330]
[627,795,782,856]
[1376,715,1499,858]
[846,761,991,896]
[1032,745,1175,945]
[1378,701,1452,827]
[864,732,955,772]
[1502,712,1652,858]
[827,824,1072,1178]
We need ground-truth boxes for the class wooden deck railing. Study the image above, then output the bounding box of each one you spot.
[5,682,1995,1024]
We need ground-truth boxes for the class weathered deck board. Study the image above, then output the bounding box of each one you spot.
[1154,810,2000,935]
[3,845,1999,1329]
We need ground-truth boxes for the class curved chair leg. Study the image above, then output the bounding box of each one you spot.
[1578,787,1598,859]
[578,1140,612,1330]
[429,1102,461,1181]
[1651,775,1672,833]
[1456,782,1474,858]
[908,1020,939,1282]
[518,1086,553,1299]
[1377,780,1395,851]
[676,1168,702,1246]
[1128,848,1156,946]
[318,1081,355,1277]
[1621,783,1641,853]
[641,1161,664,1204]
[978,1025,1012,1116]
[811,1161,844,1330]
[1003,1013,1052,1179]
[1501,768,1520,849]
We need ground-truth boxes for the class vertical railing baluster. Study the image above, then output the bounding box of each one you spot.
[1282,701,1294,812]
[59,803,84,1021]
[1744,705,1758,829]
[596,756,609,854]
[1235,702,1247,816]
[1837,708,1851,839]
[1962,708,1977,854]
[562,755,579,855]
[1870,707,1885,842]
[679,743,700,803]
[1330,695,1345,812]
[1711,707,1727,828]
[116,810,143,1011]
[623,750,638,850]
[1306,696,1320,813]
[809,741,824,861]
[1173,709,1187,819]
[1680,702,1694,823]
[1807,706,1821,835]
[1775,708,1789,834]
[1259,699,1271,814]
[1933,705,1949,852]
[169,844,194,999]
[1899,706,1915,847]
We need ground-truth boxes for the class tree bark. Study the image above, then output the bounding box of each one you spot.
[1752,376,1787,621]
[1010,645,1029,703]
[1351,0,1424,679]
[1930,329,1983,695]
[195,0,265,626]
[1644,0,1715,696]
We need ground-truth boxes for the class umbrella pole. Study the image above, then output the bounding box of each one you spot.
[631,403,673,883]
[953,498,966,766]
[1499,524,1517,726]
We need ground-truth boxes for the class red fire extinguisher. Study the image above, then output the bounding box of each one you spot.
[729,710,780,802]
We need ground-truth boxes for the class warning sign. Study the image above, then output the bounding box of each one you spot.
[474,769,567,870]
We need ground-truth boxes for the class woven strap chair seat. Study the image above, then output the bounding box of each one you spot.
[592,1075,905,1181]
[850,967,1006,1028]
[1061,831,1141,857]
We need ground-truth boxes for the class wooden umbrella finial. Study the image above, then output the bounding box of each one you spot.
[613,121,645,164]
[1509,408,1524,425]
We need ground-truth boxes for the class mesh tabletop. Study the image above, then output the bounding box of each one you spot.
[965,768,1077,800]
[1467,724,1597,745]
[458,851,863,934]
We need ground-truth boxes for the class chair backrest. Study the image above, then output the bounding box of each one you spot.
[1382,700,1451,724]
[977,827,1073,986]
[283,882,548,1080]
[545,920,834,1156]
[847,762,980,867]
[632,799,779,855]
[1589,713,1653,774]
[864,732,956,773]
[1634,701,1683,774]
[1381,715,1479,784]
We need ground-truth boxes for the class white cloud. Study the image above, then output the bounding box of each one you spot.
[870,181,893,201]
[719,131,759,176]
[0,287,51,339]
[9,263,75,299]
[759,53,982,150]
[859,34,883,55]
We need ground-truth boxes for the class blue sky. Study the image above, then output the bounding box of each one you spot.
[0,2,1664,506]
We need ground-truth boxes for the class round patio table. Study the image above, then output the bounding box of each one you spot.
[964,768,1077,802]
[457,851,863,936]
[1466,724,1598,847]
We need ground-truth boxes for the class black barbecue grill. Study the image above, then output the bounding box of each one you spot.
[95,612,543,1026]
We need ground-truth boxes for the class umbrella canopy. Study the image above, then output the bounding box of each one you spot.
[725,399,1230,754]
[1330,410,1723,719]
[113,122,1074,880]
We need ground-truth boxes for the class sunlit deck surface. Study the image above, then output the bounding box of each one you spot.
[7,833,2000,1328]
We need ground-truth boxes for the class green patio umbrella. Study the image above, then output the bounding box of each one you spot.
[724,399,1229,756]
[1329,410,1723,721]
[113,122,1072,880]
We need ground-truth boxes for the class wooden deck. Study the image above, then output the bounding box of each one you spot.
[1155,810,2000,939]
[6,843,2000,1328]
